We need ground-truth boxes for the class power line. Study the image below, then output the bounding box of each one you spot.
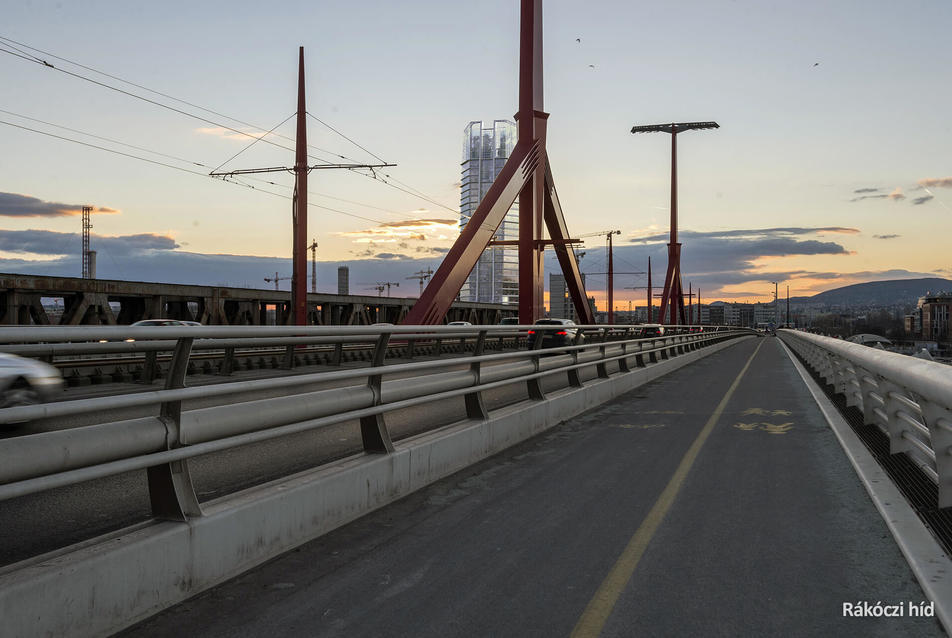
[1,34,460,217]
[306,111,387,164]
[210,112,296,174]
[0,118,209,177]
[0,40,346,166]
[0,107,209,168]
[0,34,353,165]
[0,118,390,224]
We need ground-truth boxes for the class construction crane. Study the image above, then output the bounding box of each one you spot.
[307,239,318,293]
[264,272,291,291]
[406,267,434,296]
[362,281,400,297]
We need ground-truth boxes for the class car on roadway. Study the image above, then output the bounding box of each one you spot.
[0,353,64,416]
[498,317,519,325]
[527,318,582,349]
[639,324,665,338]
[446,321,473,327]
[130,319,188,326]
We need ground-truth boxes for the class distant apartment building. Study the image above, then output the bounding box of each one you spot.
[459,120,519,304]
[910,291,952,340]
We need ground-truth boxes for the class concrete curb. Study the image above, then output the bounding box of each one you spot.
[0,336,750,638]
[779,338,952,635]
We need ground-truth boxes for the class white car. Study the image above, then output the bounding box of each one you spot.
[446,321,473,326]
[0,353,64,411]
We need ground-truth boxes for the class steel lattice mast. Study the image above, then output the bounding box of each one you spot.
[630,121,718,325]
[404,0,592,325]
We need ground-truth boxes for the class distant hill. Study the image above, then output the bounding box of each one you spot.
[794,278,952,307]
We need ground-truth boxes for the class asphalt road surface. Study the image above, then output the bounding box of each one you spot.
[124,337,943,637]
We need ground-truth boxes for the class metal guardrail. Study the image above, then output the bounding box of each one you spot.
[0,324,750,520]
[780,329,952,509]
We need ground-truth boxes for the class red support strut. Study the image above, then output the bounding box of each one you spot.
[403,0,593,326]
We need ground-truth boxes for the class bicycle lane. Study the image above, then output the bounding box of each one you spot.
[576,336,942,637]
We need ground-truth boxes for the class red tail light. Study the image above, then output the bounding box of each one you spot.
[527,330,536,335]
[556,331,568,335]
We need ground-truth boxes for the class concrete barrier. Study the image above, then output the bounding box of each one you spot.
[0,335,752,637]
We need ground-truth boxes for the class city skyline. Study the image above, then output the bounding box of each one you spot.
[2,0,950,304]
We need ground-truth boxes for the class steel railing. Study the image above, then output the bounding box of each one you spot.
[779,329,952,509]
[0,324,751,520]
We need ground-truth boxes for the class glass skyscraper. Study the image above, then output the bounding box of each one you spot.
[459,120,519,304]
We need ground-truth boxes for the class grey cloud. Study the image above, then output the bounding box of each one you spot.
[850,194,888,202]
[911,195,934,205]
[629,227,858,243]
[853,188,880,194]
[873,234,900,239]
[0,192,119,217]
[0,229,178,256]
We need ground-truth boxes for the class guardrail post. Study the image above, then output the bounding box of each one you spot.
[649,340,659,363]
[911,396,952,509]
[281,344,296,370]
[634,341,646,368]
[596,345,610,379]
[434,337,442,356]
[332,342,343,366]
[464,330,489,419]
[360,332,395,453]
[147,337,203,520]
[142,350,159,383]
[219,346,236,375]
[618,341,630,373]
[527,328,546,400]
[407,338,415,359]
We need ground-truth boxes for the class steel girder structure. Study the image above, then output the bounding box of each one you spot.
[403,0,593,326]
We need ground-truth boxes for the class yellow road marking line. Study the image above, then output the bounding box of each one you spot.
[570,338,765,638]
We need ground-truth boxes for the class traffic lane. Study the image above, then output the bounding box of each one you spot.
[597,336,942,637]
[0,363,580,567]
[122,339,761,637]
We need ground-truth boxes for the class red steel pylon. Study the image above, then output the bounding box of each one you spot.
[630,121,718,325]
[404,0,592,326]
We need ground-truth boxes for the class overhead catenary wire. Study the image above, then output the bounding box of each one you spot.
[210,112,297,174]
[0,35,351,166]
[0,109,421,222]
[0,118,389,225]
[1,34,460,216]
[0,107,210,168]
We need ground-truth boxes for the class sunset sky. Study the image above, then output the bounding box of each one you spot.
[2,0,950,306]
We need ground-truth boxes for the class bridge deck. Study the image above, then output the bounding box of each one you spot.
[123,337,944,637]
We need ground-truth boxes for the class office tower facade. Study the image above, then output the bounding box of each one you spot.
[459,120,519,304]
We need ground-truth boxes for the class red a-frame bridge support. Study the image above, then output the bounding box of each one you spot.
[403,0,593,326]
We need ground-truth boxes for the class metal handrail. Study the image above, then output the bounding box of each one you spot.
[0,324,751,517]
[779,329,952,509]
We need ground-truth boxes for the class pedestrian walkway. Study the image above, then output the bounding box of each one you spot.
[124,337,944,637]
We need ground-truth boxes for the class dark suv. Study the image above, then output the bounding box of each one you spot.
[527,318,582,349]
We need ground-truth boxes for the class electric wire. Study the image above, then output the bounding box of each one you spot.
[0,118,390,225]
[1,35,460,217]
[0,107,209,168]
[0,35,352,165]
[210,112,296,174]
[306,111,386,164]
[0,42,344,167]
